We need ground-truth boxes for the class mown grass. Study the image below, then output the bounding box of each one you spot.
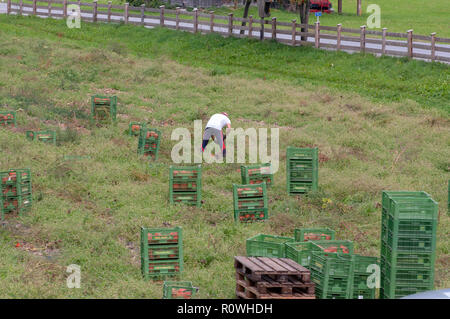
[0,15,449,298]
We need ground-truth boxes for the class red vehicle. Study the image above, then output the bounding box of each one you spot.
[310,0,334,13]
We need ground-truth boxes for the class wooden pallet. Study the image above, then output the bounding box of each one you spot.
[236,270,315,295]
[236,280,315,299]
[234,256,311,282]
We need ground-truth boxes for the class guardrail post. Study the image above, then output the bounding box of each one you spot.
[248,15,253,38]
[93,0,98,23]
[315,21,320,48]
[6,0,11,15]
[48,0,52,17]
[271,17,276,40]
[33,0,36,15]
[337,23,342,51]
[124,2,129,24]
[193,8,198,33]
[382,27,387,55]
[360,25,366,53]
[107,1,112,23]
[63,0,67,18]
[430,32,436,61]
[407,29,413,58]
[160,5,165,27]
[176,7,180,30]
[291,19,296,46]
[210,11,214,33]
[140,4,145,26]
[228,13,233,37]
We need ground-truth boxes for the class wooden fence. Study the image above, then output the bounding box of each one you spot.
[5,0,450,63]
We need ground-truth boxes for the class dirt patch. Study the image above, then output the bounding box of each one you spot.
[344,103,362,112]
[269,213,296,235]
[119,237,140,266]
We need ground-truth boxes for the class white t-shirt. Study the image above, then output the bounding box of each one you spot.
[205,114,231,130]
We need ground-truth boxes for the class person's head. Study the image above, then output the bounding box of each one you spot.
[221,112,229,118]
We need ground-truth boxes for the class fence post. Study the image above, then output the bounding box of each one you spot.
[338,0,342,14]
[32,0,36,15]
[48,0,52,17]
[260,18,264,41]
[381,27,387,55]
[357,0,362,16]
[291,19,296,46]
[271,17,276,40]
[430,32,436,61]
[124,2,129,24]
[407,29,413,58]
[193,8,198,34]
[248,15,253,38]
[360,25,366,53]
[63,0,67,18]
[107,1,111,23]
[210,11,214,33]
[175,7,180,30]
[140,4,145,26]
[315,21,320,48]
[337,23,342,51]
[160,5,165,27]
[228,13,233,37]
[93,0,97,23]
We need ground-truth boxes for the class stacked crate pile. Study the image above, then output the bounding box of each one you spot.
[90,95,117,124]
[138,128,161,160]
[286,147,318,195]
[233,183,268,223]
[169,165,202,207]
[241,163,273,186]
[380,191,438,299]
[0,169,32,220]
[141,226,183,280]
[0,110,16,127]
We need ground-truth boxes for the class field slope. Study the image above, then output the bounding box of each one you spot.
[0,15,449,298]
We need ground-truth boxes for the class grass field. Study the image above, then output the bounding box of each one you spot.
[0,15,449,298]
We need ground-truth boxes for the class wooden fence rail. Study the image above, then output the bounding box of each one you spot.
[4,0,450,63]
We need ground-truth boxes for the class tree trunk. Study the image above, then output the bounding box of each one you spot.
[299,0,310,42]
[240,0,252,35]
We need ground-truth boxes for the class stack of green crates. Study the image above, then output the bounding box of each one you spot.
[352,255,378,299]
[90,95,117,124]
[26,130,56,145]
[240,163,273,186]
[233,182,268,223]
[169,165,202,207]
[0,169,32,220]
[380,191,438,299]
[246,234,294,258]
[286,147,318,195]
[163,281,198,299]
[138,128,161,160]
[0,110,16,127]
[129,122,146,137]
[141,226,183,280]
[310,251,353,299]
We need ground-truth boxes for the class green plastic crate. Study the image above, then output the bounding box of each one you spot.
[233,183,268,223]
[352,274,376,299]
[1,194,32,220]
[294,227,335,242]
[129,122,146,136]
[0,110,17,127]
[240,163,273,186]
[352,255,378,275]
[163,281,198,299]
[285,241,312,267]
[140,226,183,280]
[169,165,202,207]
[90,95,117,124]
[0,169,31,186]
[234,209,268,223]
[137,128,161,160]
[26,130,56,145]
[286,147,318,195]
[246,234,295,258]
